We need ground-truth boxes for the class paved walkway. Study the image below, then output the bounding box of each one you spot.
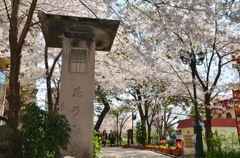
[99,147,172,158]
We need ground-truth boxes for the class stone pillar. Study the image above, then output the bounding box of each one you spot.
[59,37,95,158]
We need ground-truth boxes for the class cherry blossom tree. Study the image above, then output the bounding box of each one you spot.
[0,0,114,125]
[109,103,132,143]
[95,32,191,145]
[133,0,240,150]
[153,96,189,139]
[99,0,240,149]
[1,0,38,126]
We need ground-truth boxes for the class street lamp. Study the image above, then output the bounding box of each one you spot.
[180,50,205,158]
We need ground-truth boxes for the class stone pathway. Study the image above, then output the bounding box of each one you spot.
[99,147,173,158]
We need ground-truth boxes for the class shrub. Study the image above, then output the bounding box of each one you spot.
[93,130,102,158]
[12,102,71,158]
[204,130,240,158]
[135,121,146,146]
[167,139,175,147]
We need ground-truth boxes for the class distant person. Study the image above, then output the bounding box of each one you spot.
[109,130,115,147]
[101,130,107,147]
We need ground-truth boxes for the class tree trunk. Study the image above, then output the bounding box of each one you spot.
[53,80,60,113]
[44,46,62,113]
[94,86,110,131]
[153,117,163,140]
[204,93,212,151]
[147,123,152,145]
[7,1,21,126]
[94,101,110,131]
[138,102,147,146]
[141,119,146,146]
[159,127,163,139]
[136,98,146,145]
[44,45,53,113]
[7,0,37,126]
[163,124,168,138]
[119,125,122,143]
[7,53,21,126]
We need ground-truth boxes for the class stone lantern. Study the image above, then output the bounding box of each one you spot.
[38,13,120,157]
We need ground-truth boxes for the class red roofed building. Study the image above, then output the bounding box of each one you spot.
[177,98,238,153]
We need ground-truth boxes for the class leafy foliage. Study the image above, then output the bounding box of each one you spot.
[204,131,240,158]
[93,130,102,158]
[135,121,146,145]
[12,102,71,158]
[167,139,175,147]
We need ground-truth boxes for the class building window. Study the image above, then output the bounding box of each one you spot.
[69,48,88,73]
[226,113,232,118]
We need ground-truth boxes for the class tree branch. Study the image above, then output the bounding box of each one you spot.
[210,50,222,93]
[161,57,194,102]
[173,32,185,44]
[195,68,207,91]
[49,50,62,77]
[79,0,98,18]
[3,0,11,21]
[17,0,37,51]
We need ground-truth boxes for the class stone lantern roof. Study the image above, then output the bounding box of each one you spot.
[38,13,120,51]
